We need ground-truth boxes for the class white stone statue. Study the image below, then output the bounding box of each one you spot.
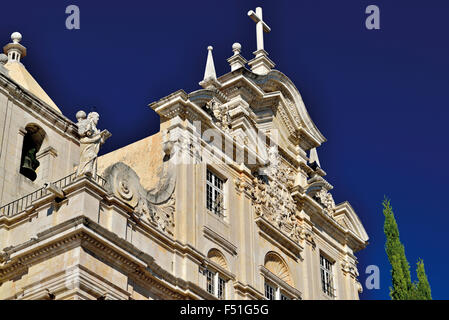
[75,110,111,178]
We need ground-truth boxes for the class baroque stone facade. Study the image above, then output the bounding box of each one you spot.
[0,8,368,300]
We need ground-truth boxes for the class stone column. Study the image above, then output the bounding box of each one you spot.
[234,166,255,293]
[16,127,27,172]
[36,146,58,182]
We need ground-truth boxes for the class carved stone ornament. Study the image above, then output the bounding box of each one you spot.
[305,174,336,217]
[341,261,359,278]
[315,188,336,216]
[103,162,176,235]
[252,145,301,242]
[205,99,231,132]
[234,175,252,195]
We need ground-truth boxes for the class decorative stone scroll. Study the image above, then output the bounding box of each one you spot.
[103,161,176,236]
[341,261,359,278]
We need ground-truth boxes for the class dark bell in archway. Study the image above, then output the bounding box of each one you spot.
[20,147,40,181]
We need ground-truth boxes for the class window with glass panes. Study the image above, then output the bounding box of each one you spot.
[218,277,226,300]
[264,281,291,300]
[206,170,224,216]
[206,269,215,295]
[280,293,290,300]
[264,282,275,300]
[205,268,226,299]
[320,255,335,298]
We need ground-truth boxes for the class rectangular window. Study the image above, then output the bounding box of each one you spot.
[280,293,290,300]
[218,277,226,300]
[206,169,224,217]
[206,269,215,295]
[320,255,335,298]
[264,282,275,300]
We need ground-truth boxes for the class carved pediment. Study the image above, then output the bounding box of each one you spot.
[333,202,369,244]
[251,70,326,149]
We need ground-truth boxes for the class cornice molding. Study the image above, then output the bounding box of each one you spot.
[0,216,213,300]
[259,266,302,300]
[203,226,238,256]
[0,73,79,144]
[255,216,304,259]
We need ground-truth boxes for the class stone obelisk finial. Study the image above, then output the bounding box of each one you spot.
[199,46,221,89]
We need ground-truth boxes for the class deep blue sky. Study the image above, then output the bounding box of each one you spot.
[1,0,448,300]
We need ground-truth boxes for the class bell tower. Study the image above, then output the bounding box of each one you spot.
[0,32,80,206]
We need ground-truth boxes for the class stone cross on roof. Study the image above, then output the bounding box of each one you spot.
[248,7,271,53]
[247,7,275,75]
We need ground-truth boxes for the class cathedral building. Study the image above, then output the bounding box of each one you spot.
[0,8,368,300]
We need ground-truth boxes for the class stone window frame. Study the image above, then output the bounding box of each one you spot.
[259,266,301,300]
[206,166,227,219]
[201,259,234,300]
[319,251,337,299]
[264,280,291,300]
[204,268,227,299]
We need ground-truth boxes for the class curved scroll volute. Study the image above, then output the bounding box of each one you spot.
[103,161,176,235]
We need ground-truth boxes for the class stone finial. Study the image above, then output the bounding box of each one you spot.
[227,43,247,72]
[11,32,22,44]
[232,43,242,55]
[3,31,27,62]
[199,46,221,89]
[309,148,321,168]
[203,46,216,80]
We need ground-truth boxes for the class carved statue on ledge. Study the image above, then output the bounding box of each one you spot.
[75,110,111,178]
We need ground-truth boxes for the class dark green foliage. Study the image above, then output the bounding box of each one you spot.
[382,198,432,300]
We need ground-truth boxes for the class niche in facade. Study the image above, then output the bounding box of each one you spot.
[20,124,46,181]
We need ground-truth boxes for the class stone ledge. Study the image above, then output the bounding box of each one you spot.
[0,215,212,300]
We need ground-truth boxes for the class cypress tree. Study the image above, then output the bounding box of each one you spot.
[383,198,432,300]
[383,198,412,299]
[415,259,432,300]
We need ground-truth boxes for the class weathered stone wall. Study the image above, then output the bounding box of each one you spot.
[0,80,79,206]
